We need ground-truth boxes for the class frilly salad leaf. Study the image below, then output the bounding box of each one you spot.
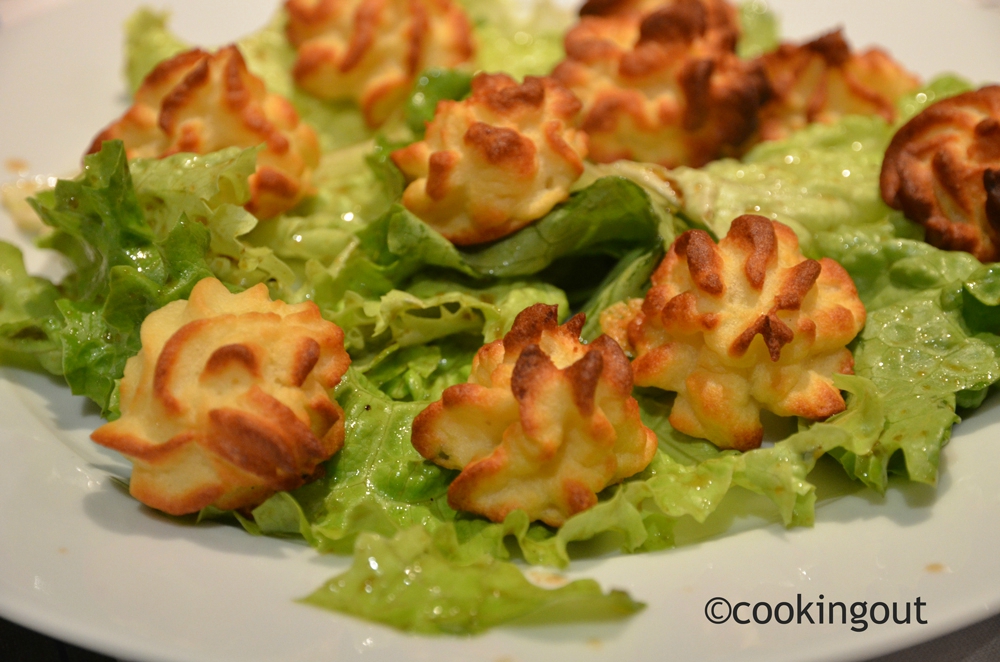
[0,141,302,415]
[301,526,643,635]
[250,369,471,553]
[815,224,1000,491]
[664,76,973,248]
[459,176,662,277]
[0,141,216,414]
[128,147,295,294]
[578,246,663,341]
[0,242,62,372]
[328,279,567,401]
[461,0,571,80]
[298,176,661,308]
[339,280,568,354]
[962,263,1000,335]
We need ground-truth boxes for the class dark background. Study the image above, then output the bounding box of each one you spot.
[3,613,1000,662]
[0,617,112,662]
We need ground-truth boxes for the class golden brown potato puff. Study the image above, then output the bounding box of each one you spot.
[579,0,740,53]
[552,0,769,168]
[756,29,921,142]
[601,215,865,451]
[881,85,1000,262]
[91,278,351,516]
[285,0,475,127]
[391,73,588,245]
[88,46,320,220]
[411,304,657,527]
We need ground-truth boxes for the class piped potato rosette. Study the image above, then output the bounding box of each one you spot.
[756,29,921,142]
[881,85,1000,261]
[91,278,351,515]
[285,0,475,127]
[88,46,320,219]
[411,304,657,527]
[579,0,741,51]
[392,73,589,245]
[552,0,770,167]
[601,215,865,450]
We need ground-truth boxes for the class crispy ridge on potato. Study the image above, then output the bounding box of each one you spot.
[285,0,475,127]
[602,215,865,450]
[391,73,588,245]
[756,29,920,142]
[881,85,1000,261]
[91,278,351,515]
[411,303,657,527]
[88,46,320,219]
[553,0,769,168]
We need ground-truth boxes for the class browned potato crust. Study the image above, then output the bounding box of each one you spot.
[602,215,865,450]
[285,0,475,127]
[881,85,1000,261]
[411,304,657,527]
[391,73,588,245]
[552,0,769,168]
[88,46,320,220]
[91,278,351,515]
[757,29,920,142]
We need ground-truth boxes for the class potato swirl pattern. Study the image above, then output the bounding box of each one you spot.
[881,85,1000,261]
[411,304,657,527]
[91,278,351,515]
[88,46,321,219]
[392,73,589,245]
[601,215,866,450]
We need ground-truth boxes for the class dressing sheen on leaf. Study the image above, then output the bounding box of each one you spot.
[816,224,1000,491]
[301,176,660,305]
[301,526,644,635]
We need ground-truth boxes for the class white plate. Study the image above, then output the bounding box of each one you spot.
[2,1,1000,661]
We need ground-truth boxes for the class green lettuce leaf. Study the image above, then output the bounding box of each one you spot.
[302,206,476,304]
[124,8,188,93]
[346,280,568,399]
[302,526,643,635]
[815,224,1000,490]
[459,177,661,277]
[961,263,1000,337]
[251,369,461,552]
[0,142,260,414]
[405,69,473,138]
[300,177,660,306]
[46,176,214,411]
[737,1,780,59]
[461,0,570,80]
[0,242,63,372]
[666,76,973,246]
[128,147,296,294]
[362,339,477,402]
[578,246,662,341]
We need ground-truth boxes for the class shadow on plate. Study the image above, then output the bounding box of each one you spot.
[1,366,128,477]
[80,479,309,559]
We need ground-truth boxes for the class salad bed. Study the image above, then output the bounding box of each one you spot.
[2,0,1000,637]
